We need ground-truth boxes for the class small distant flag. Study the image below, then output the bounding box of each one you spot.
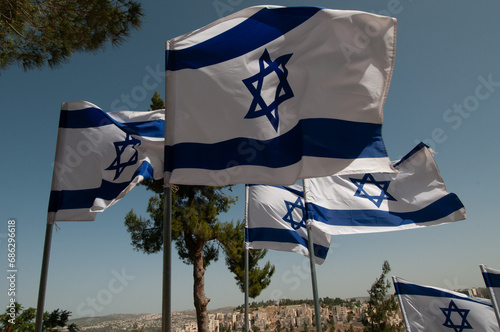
[47,101,164,223]
[246,184,331,264]
[480,264,500,328]
[165,6,397,185]
[393,276,500,331]
[306,143,466,235]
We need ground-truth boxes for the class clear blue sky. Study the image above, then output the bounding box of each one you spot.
[1,0,500,319]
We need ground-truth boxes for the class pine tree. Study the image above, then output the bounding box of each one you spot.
[218,220,275,298]
[1,0,143,71]
[148,91,164,111]
[362,261,403,332]
[124,94,275,332]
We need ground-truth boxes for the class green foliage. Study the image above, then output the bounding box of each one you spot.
[362,261,403,332]
[0,302,79,331]
[0,302,35,331]
[123,94,275,332]
[124,184,234,265]
[218,220,275,298]
[149,91,164,111]
[173,185,235,267]
[0,0,143,71]
[320,297,359,308]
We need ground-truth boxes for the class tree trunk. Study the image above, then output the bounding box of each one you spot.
[193,242,210,332]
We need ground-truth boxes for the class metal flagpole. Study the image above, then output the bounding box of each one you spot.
[162,185,172,332]
[244,184,250,332]
[480,264,500,329]
[244,247,249,332]
[163,40,173,332]
[306,225,322,332]
[303,179,322,332]
[35,223,54,332]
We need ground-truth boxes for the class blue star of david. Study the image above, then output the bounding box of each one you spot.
[242,49,294,132]
[440,300,472,332]
[282,197,306,230]
[106,134,141,180]
[349,173,397,208]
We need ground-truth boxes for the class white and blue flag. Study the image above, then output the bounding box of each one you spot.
[480,264,500,327]
[47,101,165,223]
[165,6,397,186]
[393,276,500,331]
[306,143,466,235]
[246,184,331,264]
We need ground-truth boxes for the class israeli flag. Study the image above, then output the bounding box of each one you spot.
[393,276,500,331]
[47,101,164,223]
[480,264,500,327]
[306,143,466,235]
[165,6,397,186]
[246,184,331,264]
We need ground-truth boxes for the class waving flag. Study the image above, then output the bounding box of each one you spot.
[165,6,397,185]
[47,101,164,223]
[393,276,500,331]
[480,264,500,327]
[246,184,331,264]
[306,143,466,235]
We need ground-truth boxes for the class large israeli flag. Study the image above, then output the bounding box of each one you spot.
[165,6,397,186]
[306,143,466,235]
[47,101,164,223]
[246,184,331,264]
[393,276,500,331]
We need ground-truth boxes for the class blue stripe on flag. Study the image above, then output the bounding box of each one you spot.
[59,108,165,138]
[245,227,328,260]
[394,281,494,308]
[166,7,322,71]
[48,162,154,212]
[483,272,500,288]
[307,193,464,227]
[165,118,386,171]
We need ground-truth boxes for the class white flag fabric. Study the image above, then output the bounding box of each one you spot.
[246,184,331,264]
[47,101,164,223]
[480,264,500,327]
[306,142,466,235]
[165,6,397,186]
[393,276,500,331]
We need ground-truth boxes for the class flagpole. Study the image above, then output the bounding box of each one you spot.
[164,39,173,332]
[162,185,172,332]
[306,224,322,332]
[244,247,249,332]
[392,277,411,332]
[244,185,250,332]
[35,223,54,332]
[480,264,500,329]
[303,179,322,332]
